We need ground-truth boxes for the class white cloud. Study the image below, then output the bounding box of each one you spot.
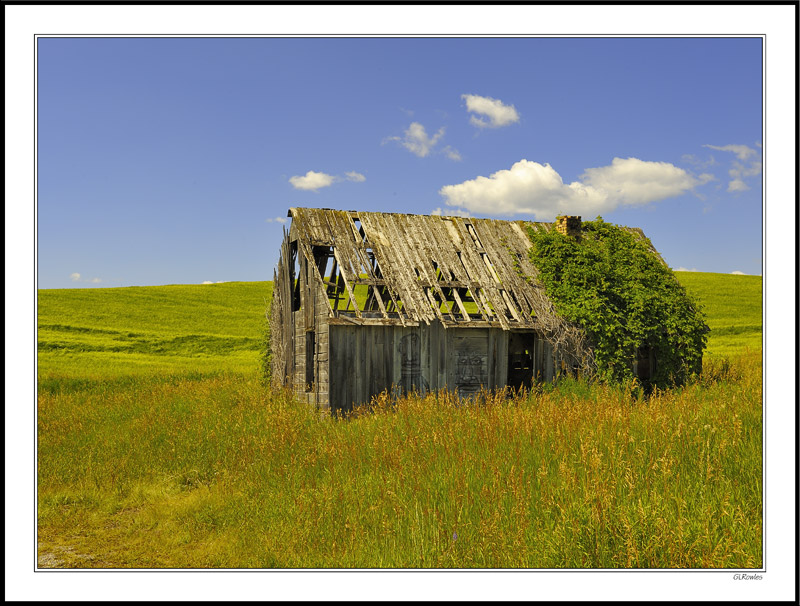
[682,153,718,171]
[439,158,700,219]
[265,217,289,224]
[69,272,102,284]
[739,161,762,178]
[731,271,746,275]
[581,158,700,206]
[462,94,520,128]
[703,143,762,192]
[385,122,446,158]
[431,207,470,217]
[202,281,214,285]
[674,267,700,272]
[289,169,367,191]
[442,146,462,161]
[345,171,366,182]
[289,170,336,191]
[703,144,757,161]
[727,179,749,192]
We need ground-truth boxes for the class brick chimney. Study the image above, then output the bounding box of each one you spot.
[555,215,581,240]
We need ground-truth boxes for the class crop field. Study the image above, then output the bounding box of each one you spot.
[36,273,763,568]
[675,271,762,358]
[37,281,271,381]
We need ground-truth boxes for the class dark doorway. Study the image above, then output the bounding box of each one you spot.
[635,345,654,387]
[508,332,536,391]
[636,345,653,383]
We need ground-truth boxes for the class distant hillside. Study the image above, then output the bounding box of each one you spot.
[37,281,273,380]
[37,272,760,381]
[674,272,762,358]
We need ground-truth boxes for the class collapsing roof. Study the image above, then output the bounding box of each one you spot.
[281,207,660,332]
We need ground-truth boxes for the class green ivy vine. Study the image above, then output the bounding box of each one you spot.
[527,217,708,388]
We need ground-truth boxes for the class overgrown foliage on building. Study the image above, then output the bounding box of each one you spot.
[527,217,708,389]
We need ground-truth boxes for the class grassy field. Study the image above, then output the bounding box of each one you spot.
[36,273,763,568]
[675,271,762,358]
[37,281,272,380]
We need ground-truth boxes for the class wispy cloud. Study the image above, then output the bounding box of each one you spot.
[345,171,366,182]
[439,157,702,219]
[703,144,757,161]
[681,153,718,171]
[431,207,470,217]
[673,267,700,272]
[442,146,462,162]
[730,270,746,275]
[702,143,762,193]
[70,272,102,284]
[265,217,289,224]
[202,281,214,285]
[462,94,520,128]
[288,169,367,191]
[385,122,445,158]
[727,179,750,192]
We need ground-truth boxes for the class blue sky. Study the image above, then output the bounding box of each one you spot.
[37,37,763,288]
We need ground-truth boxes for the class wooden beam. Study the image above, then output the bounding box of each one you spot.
[328,316,419,327]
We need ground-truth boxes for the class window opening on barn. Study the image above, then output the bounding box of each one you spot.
[325,248,341,310]
[365,248,376,270]
[305,330,315,392]
[351,217,365,242]
[429,259,470,321]
[290,240,301,312]
[312,245,332,282]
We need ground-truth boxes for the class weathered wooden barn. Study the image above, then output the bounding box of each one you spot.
[270,208,661,414]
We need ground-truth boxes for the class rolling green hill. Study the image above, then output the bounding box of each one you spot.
[37,281,272,380]
[675,271,762,358]
[37,272,760,382]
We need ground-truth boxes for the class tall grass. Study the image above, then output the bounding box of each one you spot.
[37,275,763,568]
[38,351,762,569]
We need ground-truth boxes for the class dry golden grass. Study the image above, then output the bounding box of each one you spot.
[38,351,762,569]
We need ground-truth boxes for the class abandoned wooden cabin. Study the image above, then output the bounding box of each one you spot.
[270,208,661,414]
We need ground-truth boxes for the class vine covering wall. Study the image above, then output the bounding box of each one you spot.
[527,218,708,389]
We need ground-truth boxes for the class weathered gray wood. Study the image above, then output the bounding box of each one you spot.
[358,214,409,325]
[357,323,366,407]
[488,329,496,390]
[374,213,432,324]
[280,208,665,412]
[341,212,390,319]
[429,321,440,391]
[402,214,455,323]
[448,329,490,396]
